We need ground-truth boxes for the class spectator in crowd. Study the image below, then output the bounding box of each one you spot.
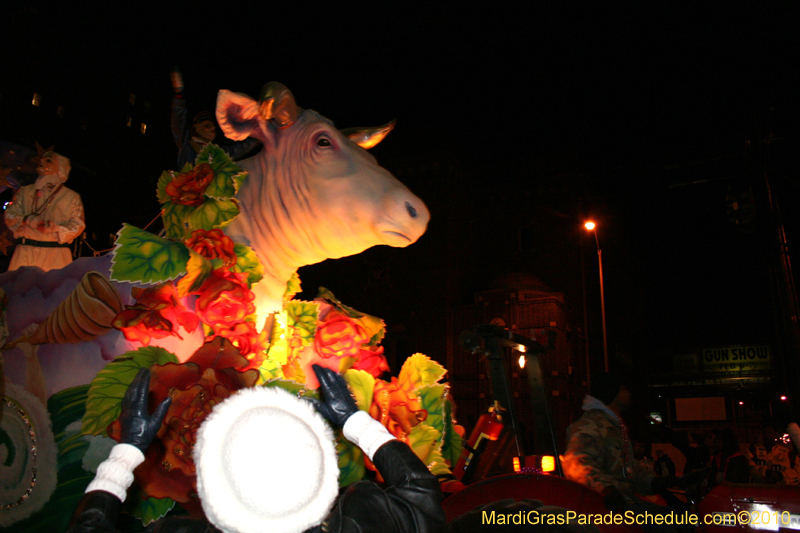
[563,372,687,533]
[707,428,749,489]
[749,422,793,484]
[171,67,259,169]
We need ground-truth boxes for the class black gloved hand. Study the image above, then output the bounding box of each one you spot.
[651,475,678,493]
[602,486,627,513]
[306,364,358,428]
[120,368,171,453]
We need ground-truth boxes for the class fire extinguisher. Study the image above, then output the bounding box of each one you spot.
[453,402,505,484]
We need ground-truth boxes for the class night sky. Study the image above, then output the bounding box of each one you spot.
[3,4,799,373]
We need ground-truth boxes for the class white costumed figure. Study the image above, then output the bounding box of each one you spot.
[4,150,85,272]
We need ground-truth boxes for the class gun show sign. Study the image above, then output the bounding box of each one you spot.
[701,345,771,376]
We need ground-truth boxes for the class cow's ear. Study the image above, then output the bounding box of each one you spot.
[216,90,271,143]
[340,120,396,150]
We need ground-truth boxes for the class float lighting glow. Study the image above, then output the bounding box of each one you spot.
[513,457,521,472]
[739,401,744,405]
[541,456,556,472]
[781,396,787,401]
[518,355,526,368]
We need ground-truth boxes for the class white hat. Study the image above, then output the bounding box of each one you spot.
[195,387,340,533]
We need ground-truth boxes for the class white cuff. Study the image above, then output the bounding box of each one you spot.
[343,410,396,461]
[85,443,145,502]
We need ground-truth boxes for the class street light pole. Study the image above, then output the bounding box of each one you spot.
[585,222,609,372]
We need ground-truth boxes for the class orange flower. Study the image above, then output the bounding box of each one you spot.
[185,229,237,269]
[216,321,268,370]
[165,163,214,206]
[369,378,428,440]
[195,270,255,330]
[352,346,389,378]
[314,311,369,359]
[112,283,199,346]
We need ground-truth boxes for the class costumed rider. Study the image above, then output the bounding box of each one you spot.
[562,373,689,533]
[4,150,85,272]
[171,67,259,169]
[67,365,446,533]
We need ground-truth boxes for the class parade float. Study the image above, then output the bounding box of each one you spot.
[0,82,463,531]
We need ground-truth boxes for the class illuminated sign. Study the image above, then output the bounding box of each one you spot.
[701,345,771,376]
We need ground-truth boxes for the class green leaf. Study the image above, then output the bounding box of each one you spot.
[316,287,359,318]
[255,358,284,385]
[187,198,240,231]
[56,432,91,471]
[232,243,265,287]
[82,346,179,435]
[261,378,305,396]
[132,496,176,526]
[196,144,248,200]
[47,384,90,436]
[344,369,375,412]
[162,203,194,241]
[285,300,319,344]
[362,315,386,347]
[156,170,176,204]
[110,224,190,284]
[316,287,385,346]
[440,398,464,466]
[418,384,445,435]
[408,424,451,476]
[284,271,302,300]
[176,250,213,297]
[397,353,447,391]
[336,432,366,486]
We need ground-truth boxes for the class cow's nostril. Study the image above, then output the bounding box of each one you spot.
[406,201,418,219]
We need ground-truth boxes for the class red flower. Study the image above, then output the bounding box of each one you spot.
[195,270,255,330]
[107,338,258,508]
[369,378,428,440]
[314,311,369,359]
[352,346,389,378]
[112,283,200,346]
[165,163,214,206]
[216,321,268,370]
[185,229,237,269]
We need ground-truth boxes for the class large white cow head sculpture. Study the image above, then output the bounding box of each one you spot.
[216,83,430,328]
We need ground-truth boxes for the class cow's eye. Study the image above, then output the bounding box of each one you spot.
[317,138,331,147]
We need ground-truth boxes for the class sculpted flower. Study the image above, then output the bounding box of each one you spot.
[165,163,214,206]
[352,346,389,378]
[112,283,199,346]
[107,338,257,511]
[185,229,237,269]
[369,378,428,440]
[216,321,268,371]
[195,270,255,330]
[314,310,369,359]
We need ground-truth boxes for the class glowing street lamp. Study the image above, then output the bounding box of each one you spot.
[585,221,609,373]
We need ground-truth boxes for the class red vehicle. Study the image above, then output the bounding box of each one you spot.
[442,325,800,532]
[697,483,800,532]
[442,325,638,532]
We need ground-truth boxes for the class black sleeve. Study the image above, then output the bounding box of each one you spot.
[66,491,122,533]
[726,455,751,483]
[223,138,261,161]
[328,440,446,533]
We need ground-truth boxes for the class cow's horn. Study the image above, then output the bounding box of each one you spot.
[258,82,298,128]
[341,120,397,150]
